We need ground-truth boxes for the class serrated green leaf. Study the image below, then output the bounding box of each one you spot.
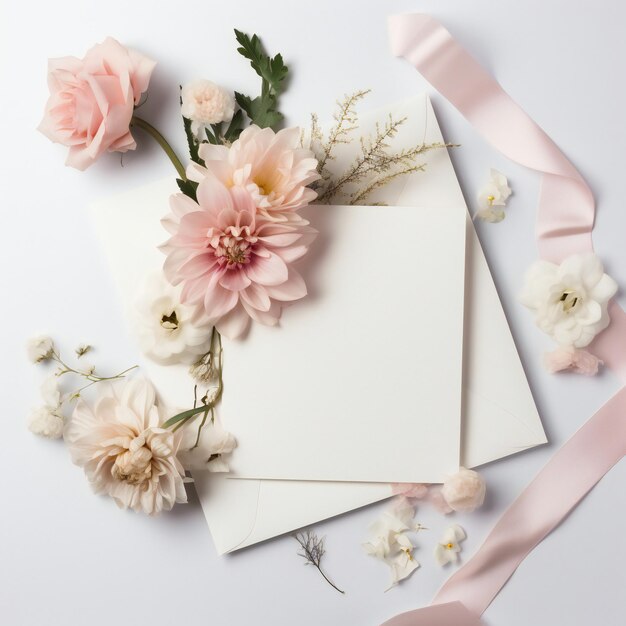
[235,91,283,129]
[176,178,198,201]
[234,29,288,97]
[180,86,202,164]
[224,110,245,142]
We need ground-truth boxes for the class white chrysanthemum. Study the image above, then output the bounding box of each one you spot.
[434,525,466,566]
[520,253,618,348]
[363,498,420,588]
[28,407,64,439]
[26,335,54,363]
[64,377,187,515]
[134,273,213,365]
[181,80,235,137]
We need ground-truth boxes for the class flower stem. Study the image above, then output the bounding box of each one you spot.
[130,115,187,180]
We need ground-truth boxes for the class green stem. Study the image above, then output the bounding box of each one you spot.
[163,329,223,430]
[130,115,187,180]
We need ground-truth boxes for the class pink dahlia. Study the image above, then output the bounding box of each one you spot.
[161,177,316,338]
[187,125,320,221]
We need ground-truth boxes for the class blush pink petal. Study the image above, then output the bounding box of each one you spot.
[240,282,272,312]
[203,280,239,319]
[197,176,234,215]
[219,270,252,292]
[264,269,307,301]
[245,252,289,286]
[215,303,251,339]
[241,299,282,326]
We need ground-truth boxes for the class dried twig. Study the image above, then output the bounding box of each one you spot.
[294,531,345,594]
[308,91,456,205]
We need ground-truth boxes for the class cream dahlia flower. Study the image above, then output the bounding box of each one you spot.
[520,253,618,348]
[64,377,187,515]
[187,125,320,221]
[134,273,213,365]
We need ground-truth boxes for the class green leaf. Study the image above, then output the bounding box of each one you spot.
[235,91,283,129]
[180,86,202,164]
[234,30,288,96]
[233,29,288,130]
[204,126,220,145]
[162,404,209,430]
[224,109,245,142]
[176,178,198,201]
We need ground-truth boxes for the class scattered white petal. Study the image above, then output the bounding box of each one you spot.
[475,169,511,222]
[434,524,466,566]
[363,497,420,588]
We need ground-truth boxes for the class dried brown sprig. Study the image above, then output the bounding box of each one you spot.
[308,91,455,205]
[294,531,345,594]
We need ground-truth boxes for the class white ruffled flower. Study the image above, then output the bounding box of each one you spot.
[64,377,187,515]
[520,253,618,348]
[434,525,466,566]
[177,418,237,472]
[475,169,511,222]
[363,498,420,588]
[134,273,213,365]
[181,79,235,138]
[28,407,64,439]
[26,336,54,363]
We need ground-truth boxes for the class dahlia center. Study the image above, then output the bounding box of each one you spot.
[112,443,153,485]
[559,289,582,313]
[253,175,274,197]
[214,234,253,268]
[160,310,179,330]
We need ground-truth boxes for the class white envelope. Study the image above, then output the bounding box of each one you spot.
[91,95,546,553]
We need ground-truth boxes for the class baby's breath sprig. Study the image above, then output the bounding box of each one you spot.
[294,530,345,594]
[49,347,138,399]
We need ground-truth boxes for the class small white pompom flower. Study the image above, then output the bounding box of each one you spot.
[181,80,235,138]
[28,407,64,439]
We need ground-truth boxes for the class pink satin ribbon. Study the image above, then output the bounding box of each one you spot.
[384,13,626,625]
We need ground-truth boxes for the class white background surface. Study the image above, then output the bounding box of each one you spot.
[1,1,625,624]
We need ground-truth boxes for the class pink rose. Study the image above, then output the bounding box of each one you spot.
[38,37,155,170]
